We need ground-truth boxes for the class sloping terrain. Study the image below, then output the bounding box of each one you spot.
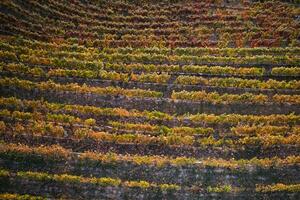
[0,0,299,199]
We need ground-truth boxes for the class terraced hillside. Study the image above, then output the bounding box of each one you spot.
[0,0,300,199]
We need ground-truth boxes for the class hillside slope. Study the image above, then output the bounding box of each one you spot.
[0,0,299,199]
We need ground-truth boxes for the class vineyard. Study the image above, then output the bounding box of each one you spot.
[0,0,300,199]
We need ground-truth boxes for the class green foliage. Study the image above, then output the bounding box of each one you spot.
[160,184,180,191]
[207,185,232,193]
[0,193,45,200]
[256,183,300,193]
[125,180,151,188]
[0,169,9,177]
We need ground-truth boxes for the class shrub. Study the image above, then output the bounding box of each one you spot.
[207,185,232,193]
[160,184,180,191]
[125,180,151,188]
[96,177,121,187]
[84,118,96,126]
